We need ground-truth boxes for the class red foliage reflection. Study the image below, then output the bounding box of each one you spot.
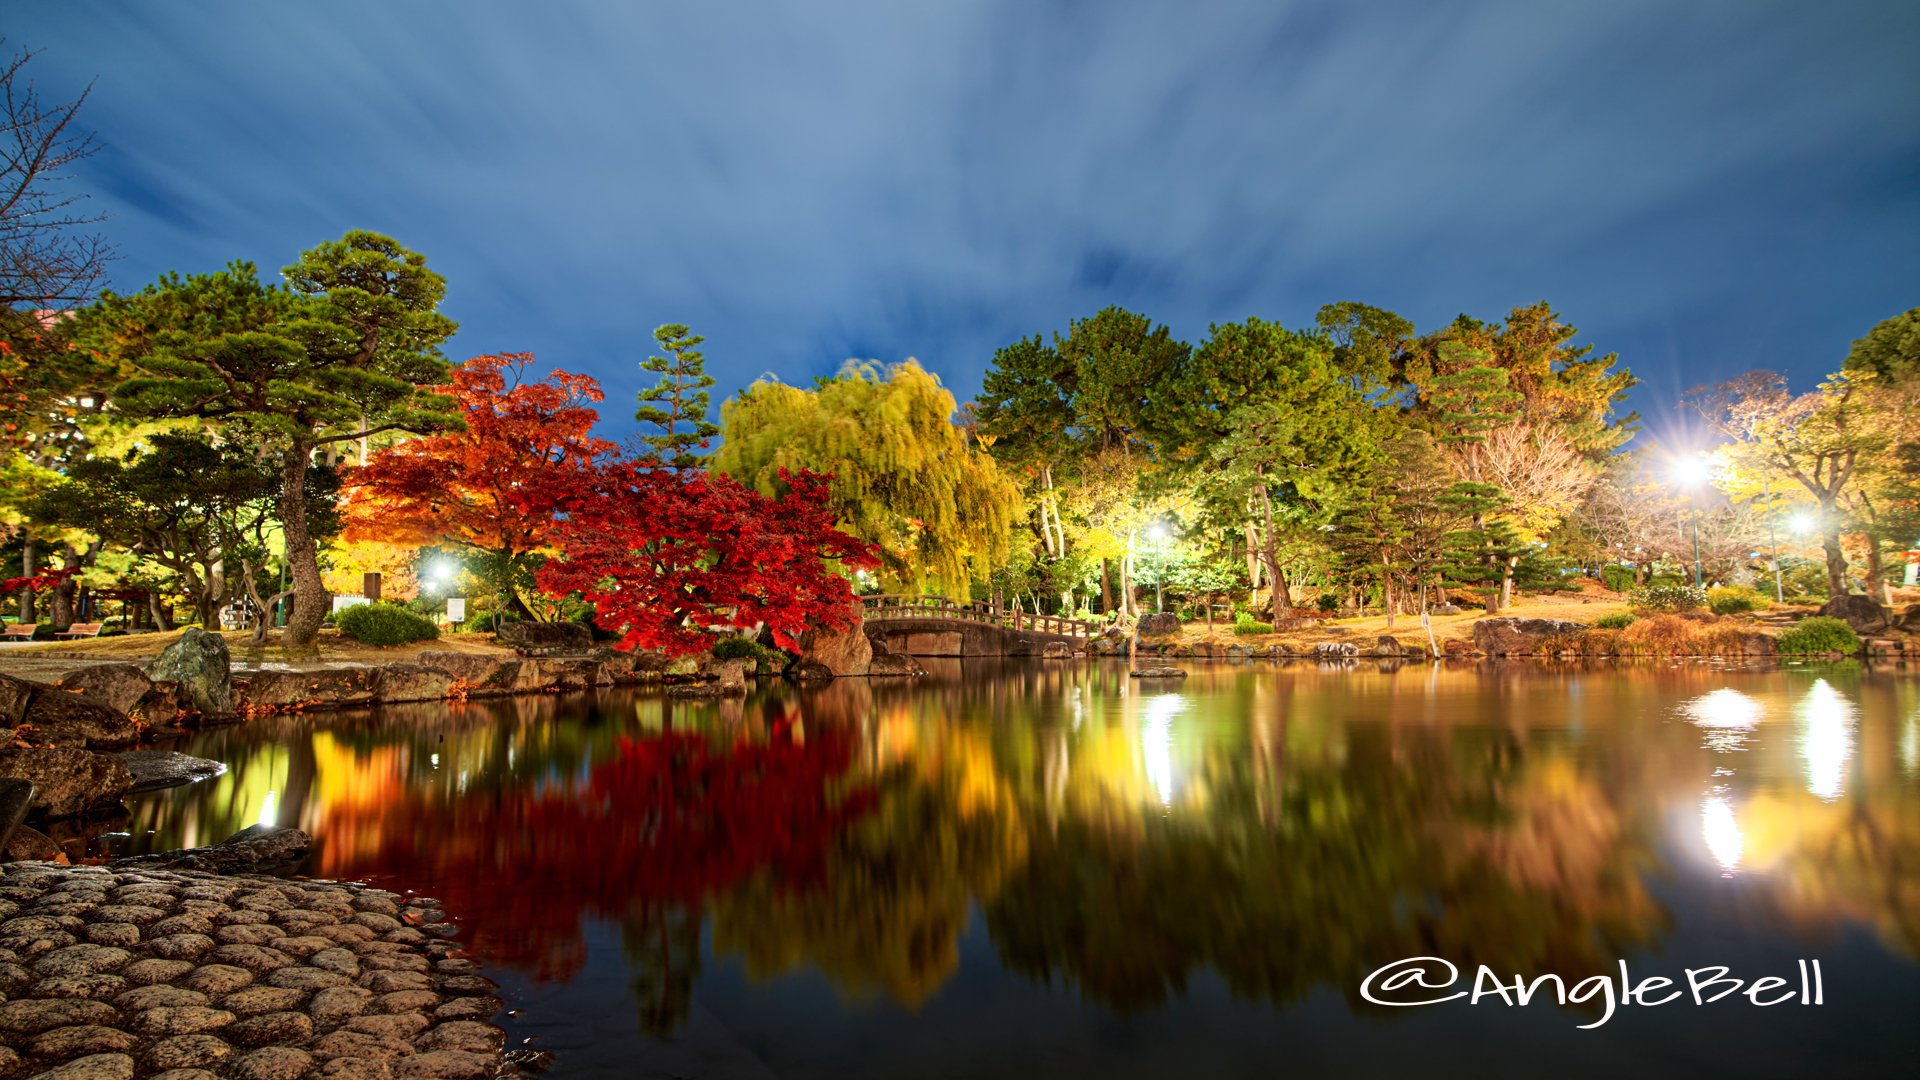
[320,718,875,982]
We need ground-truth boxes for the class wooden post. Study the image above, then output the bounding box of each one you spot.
[363,572,382,602]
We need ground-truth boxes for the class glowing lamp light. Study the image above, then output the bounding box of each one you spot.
[1673,458,1708,484]
[1792,515,1815,534]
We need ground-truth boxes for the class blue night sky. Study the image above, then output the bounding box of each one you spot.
[13,0,1918,448]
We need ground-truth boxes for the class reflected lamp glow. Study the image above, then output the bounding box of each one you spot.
[1682,688,1763,728]
[257,790,278,828]
[1800,679,1855,800]
[1701,796,1743,872]
[1902,713,1919,779]
[1141,693,1182,809]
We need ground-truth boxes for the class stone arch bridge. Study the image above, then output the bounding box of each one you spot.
[862,594,1100,657]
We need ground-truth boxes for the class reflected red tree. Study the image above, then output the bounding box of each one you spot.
[321,715,876,983]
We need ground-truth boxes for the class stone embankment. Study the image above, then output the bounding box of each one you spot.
[0,848,537,1080]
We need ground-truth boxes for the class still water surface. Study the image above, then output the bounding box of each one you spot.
[110,660,1920,1078]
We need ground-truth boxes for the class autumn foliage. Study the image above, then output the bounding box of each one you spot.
[343,353,618,603]
[525,463,879,655]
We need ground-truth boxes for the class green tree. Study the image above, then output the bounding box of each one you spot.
[713,360,1022,593]
[83,231,460,645]
[634,323,720,469]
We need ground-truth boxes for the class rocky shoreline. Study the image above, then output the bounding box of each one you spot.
[0,849,531,1080]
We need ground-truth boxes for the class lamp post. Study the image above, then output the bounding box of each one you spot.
[1674,458,1707,588]
[1149,524,1168,613]
[1763,480,1784,603]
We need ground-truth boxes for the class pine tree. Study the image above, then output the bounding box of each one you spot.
[635,323,720,469]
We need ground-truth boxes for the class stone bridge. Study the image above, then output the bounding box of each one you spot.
[862,594,1100,657]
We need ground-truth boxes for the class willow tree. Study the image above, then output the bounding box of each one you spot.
[713,360,1022,594]
[86,231,460,645]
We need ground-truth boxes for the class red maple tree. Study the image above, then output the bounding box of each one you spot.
[343,353,618,617]
[524,462,878,655]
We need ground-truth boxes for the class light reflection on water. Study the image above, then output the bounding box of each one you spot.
[65,659,1920,1078]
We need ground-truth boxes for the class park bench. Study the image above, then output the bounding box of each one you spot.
[2,625,37,640]
[54,622,104,641]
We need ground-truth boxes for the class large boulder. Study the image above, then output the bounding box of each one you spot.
[21,690,141,748]
[537,658,611,690]
[1136,613,1182,636]
[495,621,593,656]
[4,823,63,862]
[0,776,33,855]
[242,667,379,711]
[116,751,226,794]
[52,664,153,716]
[0,672,37,727]
[1818,595,1891,635]
[0,748,133,816]
[1472,617,1587,656]
[414,651,511,691]
[146,627,233,715]
[137,680,186,728]
[797,602,871,677]
[110,824,310,874]
[376,663,456,703]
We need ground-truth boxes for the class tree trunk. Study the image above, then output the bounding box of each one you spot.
[148,592,175,631]
[1820,521,1848,598]
[49,545,77,631]
[1205,591,1214,631]
[281,441,329,646]
[1119,553,1135,618]
[1100,559,1113,615]
[1255,484,1292,618]
[1500,557,1516,610]
[16,533,35,623]
[1383,565,1396,629]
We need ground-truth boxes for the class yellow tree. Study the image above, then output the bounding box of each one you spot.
[713,360,1021,595]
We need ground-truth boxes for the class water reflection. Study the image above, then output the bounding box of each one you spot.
[1800,679,1855,799]
[109,660,1920,1062]
[1701,796,1743,872]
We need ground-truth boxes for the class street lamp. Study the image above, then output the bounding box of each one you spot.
[1673,457,1708,588]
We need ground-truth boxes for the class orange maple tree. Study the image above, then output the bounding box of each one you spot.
[342,353,617,619]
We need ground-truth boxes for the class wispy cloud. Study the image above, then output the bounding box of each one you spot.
[14,0,1918,439]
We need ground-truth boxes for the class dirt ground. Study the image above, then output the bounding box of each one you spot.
[1150,585,1819,652]
[0,627,514,667]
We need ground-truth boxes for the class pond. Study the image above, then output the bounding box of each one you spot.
[104,659,1920,1079]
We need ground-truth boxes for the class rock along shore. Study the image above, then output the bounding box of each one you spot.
[0,860,533,1080]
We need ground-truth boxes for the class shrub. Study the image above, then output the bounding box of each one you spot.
[461,612,500,633]
[1600,565,1636,593]
[1706,585,1766,615]
[711,635,788,666]
[1626,583,1707,613]
[1594,612,1636,630]
[1315,593,1339,613]
[1233,620,1273,635]
[1775,616,1861,656]
[335,602,441,647]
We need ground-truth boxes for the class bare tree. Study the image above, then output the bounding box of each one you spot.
[0,41,112,310]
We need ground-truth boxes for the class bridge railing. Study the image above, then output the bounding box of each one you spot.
[861,594,1099,639]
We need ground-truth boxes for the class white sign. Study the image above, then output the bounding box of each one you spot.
[446,597,466,622]
[332,595,369,613]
